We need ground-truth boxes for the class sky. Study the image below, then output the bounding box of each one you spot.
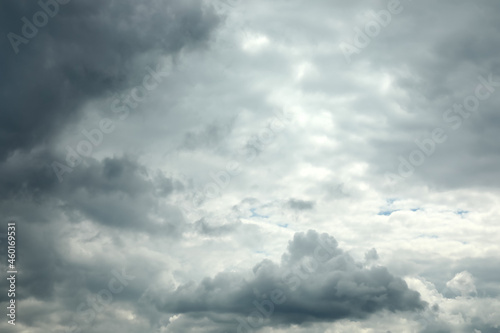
[1,0,500,332]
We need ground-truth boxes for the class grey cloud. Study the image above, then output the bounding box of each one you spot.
[0,0,221,234]
[386,252,500,302]
[1,1,500,332]
[428,257,500,299]
[351,0,500,190]
[154,230,426,330]
[420,315,500,333]
[180,118,236,151]
[0,153,188,236]
[0,0,220,161]
[288,198,315,210]
[365,248,379,262]
[0,217,169,332]
[194,217,241,236]
[60,157,186,235]
[155,172,185,197]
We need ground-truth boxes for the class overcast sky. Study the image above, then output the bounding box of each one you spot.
[1,0,500,332]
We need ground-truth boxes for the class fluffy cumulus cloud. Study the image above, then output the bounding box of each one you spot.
[155,230,426,332]
[1,0,500,332]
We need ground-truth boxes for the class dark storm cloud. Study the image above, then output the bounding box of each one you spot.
[0,217,166,332]
[155,230,426,331]
[0,148,58,202]
[0,154,187,327]
[59,157,187,235]
[0,0,222,232]
[0,0,220,161]
[0,150,193,248]
[0,153,187,236]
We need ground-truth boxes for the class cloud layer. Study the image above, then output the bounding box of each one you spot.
[156,230,426,332]
[1,0,500,332]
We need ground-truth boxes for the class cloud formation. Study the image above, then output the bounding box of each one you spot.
[1,0,500,332]
[155,231,426,331]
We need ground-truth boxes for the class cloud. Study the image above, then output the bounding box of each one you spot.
[287,198,315,210]
[1,1,500,332]
[365,248,379,262]
[154,230,426,331]
[180,118,236,151]
[445,271,477,298]
[0,0,220,161]
[193,217,241,236]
